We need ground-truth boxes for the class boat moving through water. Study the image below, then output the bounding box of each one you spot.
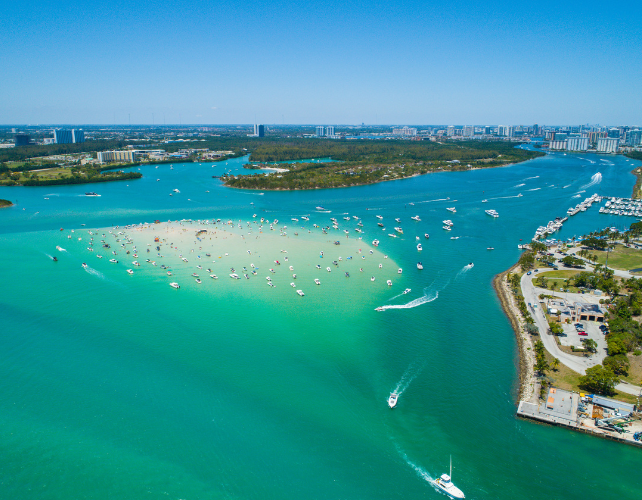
[388,392,398,408]
[431,456,465,499]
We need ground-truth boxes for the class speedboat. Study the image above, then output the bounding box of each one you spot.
[210,274,218,279]
[375,306,384,311]
[85,192,100,197]
[403,288,411,294]
[443,225,452,231]
[387,279,392,286]
[425,233,429,239]
[371,276,375,282]
[446,207,456,213]
[417,262,423,270]
[170,282,180,289]
[195,278,202,284]
[487,247,494,250]
[229,273,240,279]
[127,269,133,275]
[388,392,398,408]
[290,282,296,287]
[417,244,422,251]
[411,215,421,221]
[397,268,402,274]
[326,267,331,272]
[372,239,379,246]
[394,227,403,234]
[314,278,321,285]
[431,457,465,499]
[297,289,304,296]
[109,258,118,263]
[82,263,88,268]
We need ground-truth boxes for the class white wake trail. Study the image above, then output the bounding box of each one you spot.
[376,291,438,311]
[523,175,539,180]
[513,183,525,188]
[579,172,602,190]
[395,445,435,485]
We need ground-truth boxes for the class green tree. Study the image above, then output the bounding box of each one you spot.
[579,365,619,395]
[582,338,598,353]
[535,355,549,375]
[551,358,560,371]
[607,337,627,355]
[603,355,630,376]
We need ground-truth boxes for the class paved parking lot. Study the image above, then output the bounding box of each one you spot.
[559,320,608,359]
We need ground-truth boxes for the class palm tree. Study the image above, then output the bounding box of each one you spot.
[551,358,560,371]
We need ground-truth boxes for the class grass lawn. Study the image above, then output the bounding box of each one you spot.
[16,167,72,182]
[619,352,642,386]
[538,270,580,279]
[542,350,639,404]
[593,244,642,271]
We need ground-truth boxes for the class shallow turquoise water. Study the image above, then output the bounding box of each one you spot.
[1,152,641,499]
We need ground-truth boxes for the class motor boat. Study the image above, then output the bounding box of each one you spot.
[387,280,392,286]
[431,456,465,499]
[127,269,134,275]
[170,282,180,289]
[388,392,398,408]
[297,290,304,296]
[417,262,423,270]
[403,288,411,294]
[397,268,402,274]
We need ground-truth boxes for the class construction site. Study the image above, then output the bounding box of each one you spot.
[518,387,642,447]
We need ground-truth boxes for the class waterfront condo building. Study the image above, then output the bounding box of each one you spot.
[53,129,73,144]
[316,126,325,137]
[325,126,334,137]
[596,137,619,153]
[72,129,85,143]
[566,136,589,151]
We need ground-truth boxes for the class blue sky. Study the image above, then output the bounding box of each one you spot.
[1,0,640,125]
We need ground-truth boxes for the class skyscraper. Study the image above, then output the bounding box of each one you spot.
[596,137,619,153]
[54,129,73,144]
[316,126,325,137]
[72,129,85,143]
[14,134,30,146]
[253,124,259,136]
[325,126,334,137]
[257,125,265,137]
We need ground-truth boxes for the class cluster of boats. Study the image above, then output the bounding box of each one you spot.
[600,196,642,217]
[566,193,601,216]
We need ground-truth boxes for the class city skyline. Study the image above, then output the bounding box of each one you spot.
[1,1,641,125]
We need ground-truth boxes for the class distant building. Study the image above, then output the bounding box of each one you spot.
[72,129,85,143]
[625,129,642,147]
[97,150,140,163]
[316,126,325,137]
[446,126,455,137]
[484,126,492,135]
[587,131,606,145]
[549,140,567,151]
[566,136,589,151]
[392,126,417,136]
[257,125,265,137]
[498,125,513,137]
[54,129,73,144]
[596,137,619,153]
[463,126,474,137]
[325,126,334,137]
[253,124,259,136]
[14,134,30,146]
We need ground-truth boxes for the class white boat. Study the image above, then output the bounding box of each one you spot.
[371,276,375,282]
[388,392,398,408]
[387,279,392,286]
[446,207,456,213]
[431,456,465,499]
[394,227,403,234]
[314,278,321,285]
[229,273,240,279]
[443,225,452,231]
[397,268,402,274]
[443,220,453,226]
[195,278,201,284]
[290,282,296,287]
[403,288,411,294]
[411,215,421,221]
[388,234,397,238]
[109,258,118,263]
[173,189,180,193]
[170,282,180,289]
[417,262,423,270]
[127,269,134,274]
[482,199,488,203]
[326,267,331,272]
[425,233,429,239]
[210,274,218,279]
[372,239,379,246]
[417,244,422,251]
[133,261,140,266]
[82,263,88,269]
[297,290,304,296]
[485,209,499,218]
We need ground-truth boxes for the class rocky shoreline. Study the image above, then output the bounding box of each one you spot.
[493,263,537,403]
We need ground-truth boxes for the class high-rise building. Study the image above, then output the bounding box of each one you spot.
[549,140,567,151]
[325,126,334,137]
[532,124,539,136]
[316,126,325,137]
[72,129,85,143]
[14,134,30,146]
[484,126,491,135]
[596,137,619,153]
[97,150,140,163]
[257,125,265,137]
[566,137,589,151]
[446,126,455,137]
[607,128,620,138]
[498,125,511,137]
[463,126,474,137]
[54,129,73,144]
[626,130,642,147]
[392,126,417,136]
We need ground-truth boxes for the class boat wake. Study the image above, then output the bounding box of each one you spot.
[83,266,106,280]
[456,263,474,279]
[580,172,602,190]
[572,194,581,198]
[396,445,435,486]
[562,184,572,188]
[393,361,426,396]
[417,197,451,204]
[513,183,525,188]
[523,175,539,180]
[376,290,438,311]
[57,246,67,252]
[525,188,541,191]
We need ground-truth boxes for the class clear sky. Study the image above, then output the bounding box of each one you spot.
[1,0,640,125]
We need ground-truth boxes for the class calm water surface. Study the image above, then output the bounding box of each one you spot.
[1,152,641,499]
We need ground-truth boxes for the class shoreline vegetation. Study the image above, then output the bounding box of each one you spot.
[626,152,642,199]
[0,199,13,207]
[223,141,544,190]
[493,263,537,402]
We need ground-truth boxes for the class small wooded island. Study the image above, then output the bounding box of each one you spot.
[223,141,544,190]
[0,199,13,207]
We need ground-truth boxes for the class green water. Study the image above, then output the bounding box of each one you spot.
[0,153,641,499]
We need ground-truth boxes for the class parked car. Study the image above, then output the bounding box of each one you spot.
[578,331,588,336]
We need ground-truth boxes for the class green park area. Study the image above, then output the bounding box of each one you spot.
[593,244,642,273]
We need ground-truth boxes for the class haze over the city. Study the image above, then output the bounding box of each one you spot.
[1,0,640,125]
